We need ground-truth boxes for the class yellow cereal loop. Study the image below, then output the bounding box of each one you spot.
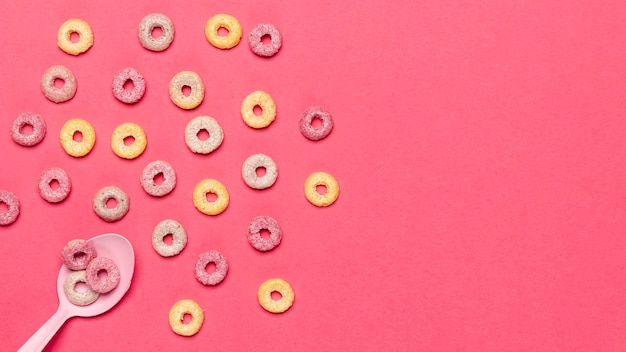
[193,179,229,215]
[304,172,339,207]
[60,118,96,157]
[240,90,276,129]
[57,19,94,55]
[257,278,295,313]
[205,14,242,49]
[168,299,204,336]
[111,122,147,159]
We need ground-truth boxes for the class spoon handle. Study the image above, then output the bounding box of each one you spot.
[19,305,70,352]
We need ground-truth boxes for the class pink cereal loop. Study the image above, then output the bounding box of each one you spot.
[11,112,47,147]
[112,67,146,104]
[248,23,282,57]
[39,167,71,203]
[61,239,97,270]
[85,257,121,293]
[195,250,228,286]
[0,190,20,226]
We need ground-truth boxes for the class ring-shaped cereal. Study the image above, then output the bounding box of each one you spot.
[111,122,147,159]
[112,67,146,104]
[248,216,282,252]
[304,172,339,207]
[0,190,20,226]
[169,299,204,336]
[169,71,204,110]
[241,91,276,128]
[195,250,229,286]
[184,116,224,154]
[141,160,177,197]
[192,179,229,216]
[248,23,282,57]
[85,257,121,293]
[152,219,187,257]
[61,239,97,270]
[205,14,242,49]
[257,278,295,313]
[64,270,99,306]
[41,65,77,103]
[39,167,71,203]
[93,185,130,222]
[300,107,334,141]
[241,153,278,189]
[138,13,175,52]
[57,18,93,55]
[60,118,96,157]
[11,112,46,147]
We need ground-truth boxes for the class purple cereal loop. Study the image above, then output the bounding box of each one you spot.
[93,185,130,222]
[112,67,146,104]
[299,106,334,141]
[141,160,176,197]
[41,65,77,103]
[195,250,228,286]
[247,216,282,252]
[248,23,282,57]
[39,167,71,203]
[138,13,175,52]
[61,239,97,270]
[85,257,121,293]
[11,112,46,146]
[0,190,20,226]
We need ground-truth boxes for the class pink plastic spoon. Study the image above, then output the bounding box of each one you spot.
[19,233,135,352]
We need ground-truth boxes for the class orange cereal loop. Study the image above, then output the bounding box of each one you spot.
[111,122,147,159]
[60,119,96,157]
[168,299,204,336]
[192,179,229,215]
[304,172,339,207]
[57,19,93,55]
[240,90,276,129]
[257,278,295,313]
[205,14,242,49]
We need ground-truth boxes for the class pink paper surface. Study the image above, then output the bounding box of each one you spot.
[2,1,626,351]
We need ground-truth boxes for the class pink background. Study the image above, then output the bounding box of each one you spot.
[2,0,626,351]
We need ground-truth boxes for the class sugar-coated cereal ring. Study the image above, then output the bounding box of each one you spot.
[41,65,77,103]
[169,299,204,336]
[247,216,282,252]
[241,153,278,190]
[169,71,204,110]
[0,190,20,226]
[248,23,282,57]
[304,172,339,207]
[60,118,96,157]
[195,250,228,286]
[11,112,46,147]
[300,107,334,141]
[141,160,176,197]
[152,219,187,257]
[57,19,93,56]
[192,179,229,216]
[184,116,224,154]
[205,14,242,49]
[240,90,276,128]
[257,278,295,313]
[111,122,147,159]
[93,185,130,222]
[64,270,99,306]
[39,167,71,203]
[138,13,175,52]
[85,257,120,294]
[61,239,97,270]
[112,67,146,104]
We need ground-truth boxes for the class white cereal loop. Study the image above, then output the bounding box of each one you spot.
[184,116,224,154]
[63,270,99,306]
[138,13,175,52]
[152,219,187,257]
[242,153,278,190]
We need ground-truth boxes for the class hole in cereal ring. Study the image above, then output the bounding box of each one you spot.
[74,281,90,293]
[182,313,193,324]
[97,268,109,280]
[260,228,271,239]
[54,78,65,88]
[73,251,86,261]
[49,179,60,190]
[316,184,327,195]
[163,233,174,245]
[0,202,8,213]
[70,31,80,43]
[20,123,34,136]
[253,105,263,116]
[196,129,210,141]
[217,27,229,37]
[311,117,323,129]
[151,26,163,38]
[181,85,191,97]
[270,291,283,301]
[261,34,271,44]
[255,167,266,177]
[205,192,218,202]
[123,79,135,91]
[153,172,165,185]
[123,135,135,146]
[204,262,216,274]
[73,131,83,142]
[106,197,118,209]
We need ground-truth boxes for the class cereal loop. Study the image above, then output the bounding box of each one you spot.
[85,257,121,294]
[111,122,147,159]
[59,118,96,157]
[241,91,276,128]
[64,270,99,306]
[57,19,93,55]
[192,179,229,216]
[241,154,278,189]
[11,112,46,147]
[39,167,71,203]
[184,116,224,154]
[0,190,20,226]
[152,219,187,257]
[61,239,97,270]
[141,160,176,197]
[247,216,282,252]
[300,107,334,141]
[195,250,229,286]
[169,71,204,110]
[304,172,339,207]
[169,299,204,336]
[248,23,282,57]
[257,278,295,313]
[205,14,242,49]
[41,65,77,103]
[112,67,146,104]
[93,185,130,222]
[138,13,175,52]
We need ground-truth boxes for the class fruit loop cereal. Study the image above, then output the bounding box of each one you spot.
[184,116,224,154]
[195,250,229,286]
[257,278,295,313]
[152,219,187,257]
[138,13,175,52]
[57,19,93,55]
[241,153,278,190]
[111,122,147,159]
[93,185,130,222]
[169,71,204,110]
[112,67,146,104]
[59,118,96,157]
[205,14,242,49]
[304,171,340,207]
[240,90,276,128]
[11,112,46,147]
[248,23,282,57]
[39,167,71,203]
[61,239,97,270]
[169,299,204,336]
[247,216,282,252]
[85,257,121,294]
[300,106,334,141]
[192,179,229,215]
[63,270,99,306]
[141,160,176,197]
[41,65,77,103]
[0,190,20,226]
